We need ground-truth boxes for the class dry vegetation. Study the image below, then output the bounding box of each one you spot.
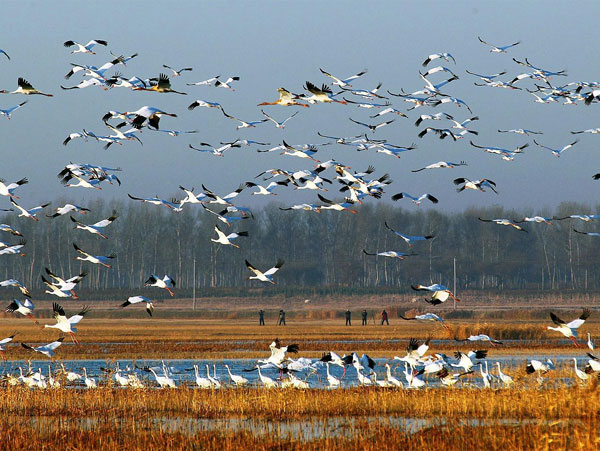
[1,312,596,360]
[1,386,599,450]
[1,296,598,449]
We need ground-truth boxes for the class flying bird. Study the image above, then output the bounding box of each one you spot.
[454,178,498,194]
[21,338,64,358]
[391,192,438,206]
[478,218,528,232]
[245,259,284,284]
[63,39,108,54]
[477,36,521,53]
[257,87,309,108]
[411,283,460,304]
[211,225,248,248]
[69,210,118,239]
[362,249,417,259]
[0,177,28,198]
[0,101,27,119]
[533,139,578,157]
[319,67,367,87]
[145,274,175,296]
[349,117,395,132]
[0,78,53,96]
[121,296,154,317]
[162,64,193,77]
[412,161,467,172]
[547,309,591,347]
[43,302,89,344]
[73,243,116,268]
[384,222,434,246]
[422,53,456,67]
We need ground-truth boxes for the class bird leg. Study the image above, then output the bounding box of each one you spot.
[70,332,79,345]
[166,287,175,297]
[26,313,40,326]
[570,336,581,348]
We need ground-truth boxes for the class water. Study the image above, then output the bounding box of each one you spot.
[1,354,591,389]
[2,415,585,440]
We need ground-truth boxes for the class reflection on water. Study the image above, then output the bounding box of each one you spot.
[4,415,583,440]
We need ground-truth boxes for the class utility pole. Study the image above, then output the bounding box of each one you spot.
[192,258,196,311]
[453,257,457,310]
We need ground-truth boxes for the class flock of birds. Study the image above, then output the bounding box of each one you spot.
[0,36,598,388]
[2,333,599,390]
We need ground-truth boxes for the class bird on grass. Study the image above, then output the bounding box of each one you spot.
[224,364,248,386]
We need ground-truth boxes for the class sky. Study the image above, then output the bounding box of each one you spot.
[2,0,600,215]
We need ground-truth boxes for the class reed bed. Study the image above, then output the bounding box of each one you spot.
[1,386,599,450]
[1,384,599,419]
[0,318,594,360]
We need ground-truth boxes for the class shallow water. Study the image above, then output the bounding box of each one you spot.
[3,414,584,440]
[1,354,592,389]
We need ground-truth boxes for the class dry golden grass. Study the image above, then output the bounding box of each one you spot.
[1,386,599,450]
[0,315,595,360]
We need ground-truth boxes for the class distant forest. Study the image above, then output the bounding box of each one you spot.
[1,198,599,298]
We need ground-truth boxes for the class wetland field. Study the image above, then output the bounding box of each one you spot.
[1,298,599,450]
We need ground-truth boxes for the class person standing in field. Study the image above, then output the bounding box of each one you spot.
[361,310,368,326]
[278,309,286,326]
[381,309,389,325]
[345,309,352,326]
[259,309,265,326]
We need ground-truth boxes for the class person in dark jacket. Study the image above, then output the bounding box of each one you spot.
[381,309,389,325]
[361,310,368,326]
[259,310,265,326]
[345,309,352,326]
[278,309,286,326]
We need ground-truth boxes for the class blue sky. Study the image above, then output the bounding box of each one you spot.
[1,0,600,214]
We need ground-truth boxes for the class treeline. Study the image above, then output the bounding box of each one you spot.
[1,198,599,297]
